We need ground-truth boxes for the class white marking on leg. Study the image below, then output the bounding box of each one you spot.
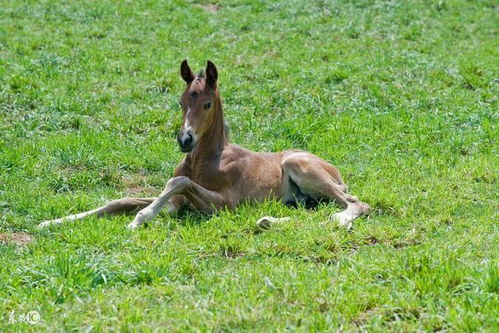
[331,204,365,230]
[127,177,188,229]
[128,202,165,229]
[38,208,102,228]
[332,211,355,230]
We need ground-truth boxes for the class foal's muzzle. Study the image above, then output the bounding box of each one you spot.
[177,129,196,152]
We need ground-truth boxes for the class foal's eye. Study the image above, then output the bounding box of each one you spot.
[203,102,212,110]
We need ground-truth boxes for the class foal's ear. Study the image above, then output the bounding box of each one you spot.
[206,60,218,88]
[180,59,194,84]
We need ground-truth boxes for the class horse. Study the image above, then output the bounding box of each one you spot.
[39,60,370,230]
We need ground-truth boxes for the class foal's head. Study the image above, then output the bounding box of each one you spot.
[177,60,220,152]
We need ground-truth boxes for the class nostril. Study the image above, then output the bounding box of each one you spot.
[178,131,193,149]
[185,133,193,145]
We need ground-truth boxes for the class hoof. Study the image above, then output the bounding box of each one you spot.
[38,221,51,229]
[360,202,371,215]
[256,216,290,230]
[256,216,272,229]
[331,212,353,230]
[37,219,61,229]
[127,222,141,230]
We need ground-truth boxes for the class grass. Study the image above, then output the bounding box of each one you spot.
[0,0,497,330]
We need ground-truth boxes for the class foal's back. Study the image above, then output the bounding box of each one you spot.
[214,144,345,207]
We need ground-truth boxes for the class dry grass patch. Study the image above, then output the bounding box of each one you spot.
[0,232,34,246]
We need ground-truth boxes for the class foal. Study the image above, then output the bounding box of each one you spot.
[39,60,370,230]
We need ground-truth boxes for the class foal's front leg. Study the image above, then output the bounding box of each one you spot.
[38,197,156,228]
[127,176,226,229]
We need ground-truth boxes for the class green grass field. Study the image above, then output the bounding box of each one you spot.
[1,0,498,331]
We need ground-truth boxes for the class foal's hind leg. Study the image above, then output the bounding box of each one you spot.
[282,153,370,229]
[38,197,156,228]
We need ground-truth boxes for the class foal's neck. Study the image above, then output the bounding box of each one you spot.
[190,92,228,163]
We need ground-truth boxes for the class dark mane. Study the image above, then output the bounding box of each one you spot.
[224,121,230,140]
[196,69,205,78]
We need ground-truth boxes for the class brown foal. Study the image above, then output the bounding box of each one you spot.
[39,60,370,230]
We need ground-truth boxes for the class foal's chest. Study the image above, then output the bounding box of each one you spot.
[178,159,232,193]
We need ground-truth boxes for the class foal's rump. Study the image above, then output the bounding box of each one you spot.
[280,150,346,189]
